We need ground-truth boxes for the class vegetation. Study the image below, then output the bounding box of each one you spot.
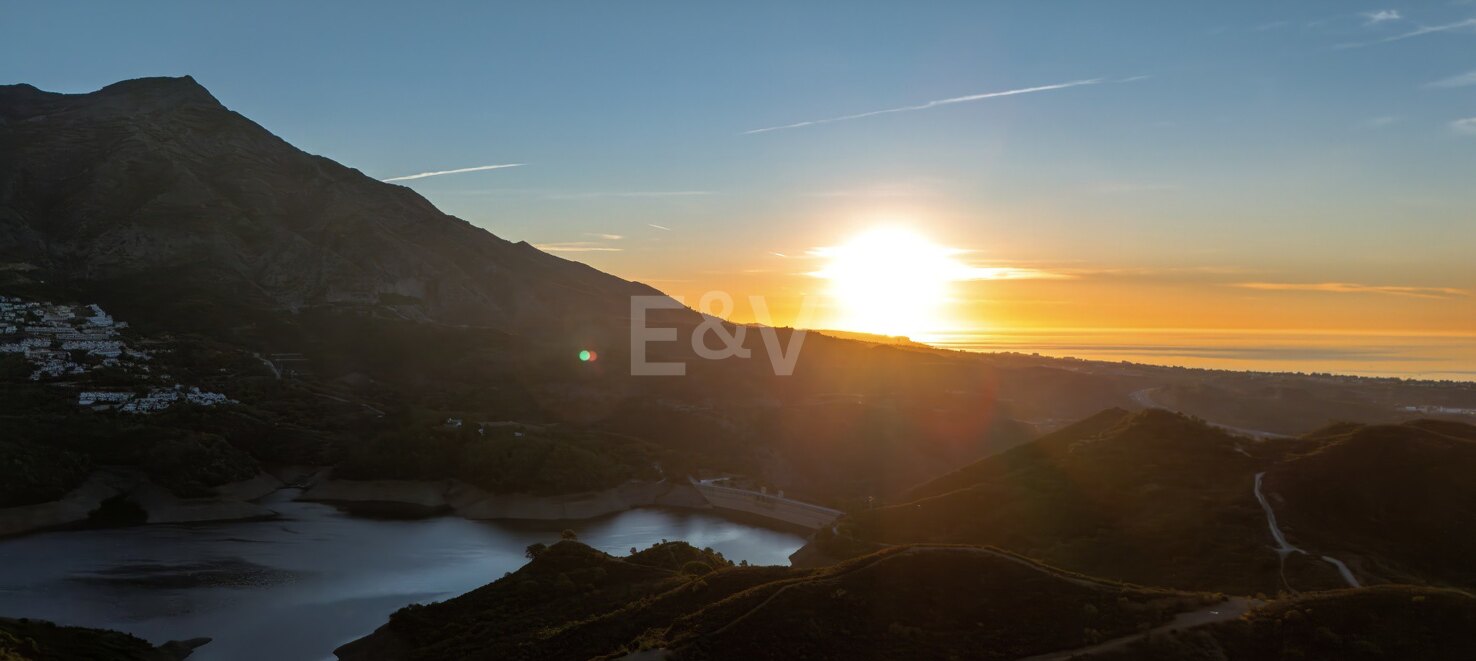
[1095,586,1476,660]
[338,542,1215,661]
[0,618,191,661]
[834,410,1476,597]
[1267,420,1476,589]
[844,409,1329,594]
[334,423,658,495]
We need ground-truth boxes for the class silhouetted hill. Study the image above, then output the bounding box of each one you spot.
[0,617,207,660]
[336,541,1219,661]
[1265,420,1476,588]
[832,410,1476,595]
[1093,586,1476,661]
[840,409,1330,594]
[0,76,675,334]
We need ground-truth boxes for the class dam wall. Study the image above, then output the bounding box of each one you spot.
[692,481,843,530]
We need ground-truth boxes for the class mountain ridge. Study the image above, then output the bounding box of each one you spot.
[0,75,682,335]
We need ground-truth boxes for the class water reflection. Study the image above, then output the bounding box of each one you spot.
[0,489,806,661]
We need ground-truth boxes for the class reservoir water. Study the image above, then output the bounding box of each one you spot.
[0,489,807,660]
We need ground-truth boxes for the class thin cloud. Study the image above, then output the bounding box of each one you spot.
[533,242,623,253]
[962,267,1075,281]
[584,233,624,240]
[743,77,1126,134]
[382,163,523,182]
[1452,117,1476,134]
[1092,182,1181,194]
[648,223,673,231]
[1428,70,1476,88]
[1337,17,1476,48]
[545,191,714,200]
[1362,9,1402,25]
[612,191,711,198]
[1232,282,1468,298]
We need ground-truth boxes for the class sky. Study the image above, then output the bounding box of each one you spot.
[3,1,1474,376]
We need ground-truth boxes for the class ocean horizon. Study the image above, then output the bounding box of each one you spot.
[921,328,1476,380]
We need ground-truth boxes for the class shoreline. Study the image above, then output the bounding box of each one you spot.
[1,467,842,539]
[299,473,715,522]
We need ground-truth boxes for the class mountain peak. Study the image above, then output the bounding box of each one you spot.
[94,75,222,108]
[0,75,222,119]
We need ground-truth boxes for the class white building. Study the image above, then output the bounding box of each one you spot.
[78,391,135,406]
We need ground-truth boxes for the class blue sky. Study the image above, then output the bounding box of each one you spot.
[4,1,1475,351]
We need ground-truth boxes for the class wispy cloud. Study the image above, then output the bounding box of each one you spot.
[1337,17,1476,48]
[545,190,713,200]
[962,267,1075,281]
[1453,117,1476,134]
[1361,116,1399,128]
[1232,282,1468,298]
[584,233,624,240]
[533,242,623,253]
[1427,69,1476,88]
[382,163,523,182]
[805,181,944,199]
[743,77,1133,134]
[1362,9,1402,25]
[1092,182,1181,194]
[648,223,673,231]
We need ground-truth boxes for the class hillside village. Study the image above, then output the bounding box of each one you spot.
[0,295,234,413]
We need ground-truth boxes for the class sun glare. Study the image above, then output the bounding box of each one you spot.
[812,227,970,340]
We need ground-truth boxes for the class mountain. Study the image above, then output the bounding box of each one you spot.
[0,76,673,334]
[0,76,1047,516]
[336,540,1220,661]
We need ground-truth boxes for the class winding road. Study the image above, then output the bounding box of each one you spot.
[1253,471,1360,589]
[1018,597,1262,661]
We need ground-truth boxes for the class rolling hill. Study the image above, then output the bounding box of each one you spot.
[335,540,1219,661]
[832,410,1476,595]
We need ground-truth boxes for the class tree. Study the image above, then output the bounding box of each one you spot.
[560,529,578,541]
[525,542,547,559]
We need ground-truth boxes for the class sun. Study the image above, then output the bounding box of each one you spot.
[812,227,970,339]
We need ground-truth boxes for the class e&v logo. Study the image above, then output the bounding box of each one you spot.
[631,292,811,376]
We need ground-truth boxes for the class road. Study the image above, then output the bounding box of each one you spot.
[253,352,282,379]
[1017,596,1262,661]
[1253,471,1360,589]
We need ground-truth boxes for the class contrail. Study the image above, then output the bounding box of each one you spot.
[743,78,1110,134]
[1336,18,1476,49]
[382,163,524,182]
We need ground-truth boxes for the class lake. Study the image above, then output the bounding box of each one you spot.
[0,489,807,660]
